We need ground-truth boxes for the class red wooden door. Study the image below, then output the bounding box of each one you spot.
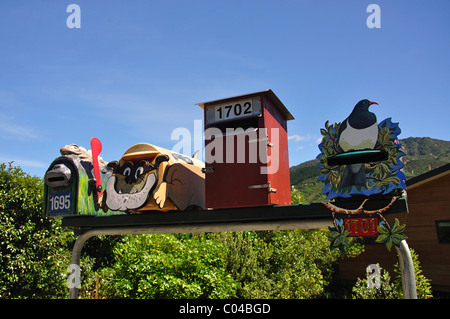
[205,130,270,209]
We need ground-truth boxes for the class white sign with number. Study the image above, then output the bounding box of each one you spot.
[215,99,253,122]
[205,98,261,124]
[48,191,72,215]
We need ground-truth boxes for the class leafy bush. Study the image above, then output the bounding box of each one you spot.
[262,229,341,298]
[352,249,432,299]
[352,264,399,299]
[208,229,364,299]
[0,163,74,298]
[95,229,362,299]
[392,249,433,299]
[98,233,238,298]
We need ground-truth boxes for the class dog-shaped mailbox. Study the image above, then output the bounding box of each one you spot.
[103,143,205,212]
[44,142,205,217]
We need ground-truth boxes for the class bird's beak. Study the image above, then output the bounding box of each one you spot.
[369,101,379,106]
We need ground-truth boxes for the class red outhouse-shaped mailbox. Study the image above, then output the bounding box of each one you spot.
[197,89,294,209]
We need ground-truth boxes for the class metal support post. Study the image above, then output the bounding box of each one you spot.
[68,217,333,299]
[395,240,417,299]
[69,229,97,299]
[65,200,409,299]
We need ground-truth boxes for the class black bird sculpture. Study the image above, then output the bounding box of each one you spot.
[338,99,379,188]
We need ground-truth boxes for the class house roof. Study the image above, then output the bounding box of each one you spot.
[406,162,450,190]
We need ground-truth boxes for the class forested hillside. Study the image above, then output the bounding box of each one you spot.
[400,137,450,177]
[290,137,450,203]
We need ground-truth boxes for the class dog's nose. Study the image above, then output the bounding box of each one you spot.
[125,176,137,184]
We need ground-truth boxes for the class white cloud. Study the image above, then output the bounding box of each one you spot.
[0,154,47,169]
[0,91,41,141]
[288,134,307,142]
[0,114,41,141]
[78,91,204,141]
[80,92,183,122]
[288,134,318,142]
[288,134,323,152]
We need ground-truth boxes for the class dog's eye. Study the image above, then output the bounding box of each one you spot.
[134,160,150,178]
[135,166,145,178]
[118,161,134,177]
[123,167,132,176]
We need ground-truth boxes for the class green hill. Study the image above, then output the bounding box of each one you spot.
[399,137,450,177]
[290,137,450,203]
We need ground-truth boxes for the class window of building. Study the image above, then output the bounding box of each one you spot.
[436,220,450,244]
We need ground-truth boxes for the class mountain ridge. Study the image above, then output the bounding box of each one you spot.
[289,137,450,203]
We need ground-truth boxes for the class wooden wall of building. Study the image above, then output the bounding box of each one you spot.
[338,171,450,292]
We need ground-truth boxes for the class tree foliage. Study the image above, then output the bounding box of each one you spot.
[92,229,359,299]
[351,249,432,299]
[97,233,238,298]
[0,163,73,298]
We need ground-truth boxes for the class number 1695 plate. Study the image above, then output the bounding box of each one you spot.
[48,191,72,215]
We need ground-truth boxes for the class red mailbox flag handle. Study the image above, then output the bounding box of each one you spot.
[90,137,103,197]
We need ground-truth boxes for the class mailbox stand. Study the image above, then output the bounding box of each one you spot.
[64,197,416,299]
[395,240,417,299]
[68,205,333,299]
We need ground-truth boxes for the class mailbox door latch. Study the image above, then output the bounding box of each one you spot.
[248,183,277,193]
[202,166,214,174]
[248,135,274,147]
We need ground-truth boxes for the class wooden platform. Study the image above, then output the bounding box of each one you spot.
[61,197,408,233]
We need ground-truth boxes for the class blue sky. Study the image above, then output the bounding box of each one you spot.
[0,0,449,178]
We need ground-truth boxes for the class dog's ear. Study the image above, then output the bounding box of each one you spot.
[154,154,170,167]
[107,161,119,173]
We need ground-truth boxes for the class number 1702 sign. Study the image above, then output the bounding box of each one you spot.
[214,99,257,123]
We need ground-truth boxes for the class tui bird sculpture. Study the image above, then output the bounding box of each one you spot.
[338,99,379,188]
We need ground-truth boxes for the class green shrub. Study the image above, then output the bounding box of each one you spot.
[352,249,432,299]
[98,233,238,298]
[0,163,74,298]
